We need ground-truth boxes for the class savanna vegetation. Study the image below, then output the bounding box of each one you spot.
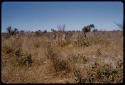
[1,25,123,83]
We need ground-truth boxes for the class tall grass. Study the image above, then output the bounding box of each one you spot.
[2,32,123,83]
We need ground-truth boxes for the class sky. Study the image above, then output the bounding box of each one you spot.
[2,2,123,32]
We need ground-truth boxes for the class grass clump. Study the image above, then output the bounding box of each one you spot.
[46,43,71,73]
[14,48,33,67]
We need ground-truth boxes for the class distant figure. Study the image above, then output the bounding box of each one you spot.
[82,24,95,32]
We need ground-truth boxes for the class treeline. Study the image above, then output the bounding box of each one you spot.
[5,24,122,36]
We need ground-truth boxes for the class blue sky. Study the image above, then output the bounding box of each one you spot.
[2,2,123,32]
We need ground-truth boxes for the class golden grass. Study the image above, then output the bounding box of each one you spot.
[1,31,123,83]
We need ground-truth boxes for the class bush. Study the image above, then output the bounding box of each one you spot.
[35,30,42,36]
[46,44,71,72]
[74,70,84,83]
[72,34,90,47]
[15,48,33,67]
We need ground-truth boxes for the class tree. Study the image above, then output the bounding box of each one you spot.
[6,26,12,33]
[43,30,47,33]
[82,24,95,32]
[12,28,18,35]
[6,26,18,36]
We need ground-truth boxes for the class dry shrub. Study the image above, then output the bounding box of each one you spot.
[2,36,23,66]
[2,37,21,54]
[69,54,88,65]
[73,63,123,83]
[2,36,32,68]
[15,48,33,67]
[45,43,71,73]
[72,33,90,47]
[74,70,83,83]
[71,32,107,48]
[96,64,123,83]
[50,32,70,47]
[2,31,123,83]
[56,40,65,47]
[3,47,33,68]
[34,42,40,48]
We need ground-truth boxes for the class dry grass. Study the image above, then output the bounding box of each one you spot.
[1,31,123,83]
